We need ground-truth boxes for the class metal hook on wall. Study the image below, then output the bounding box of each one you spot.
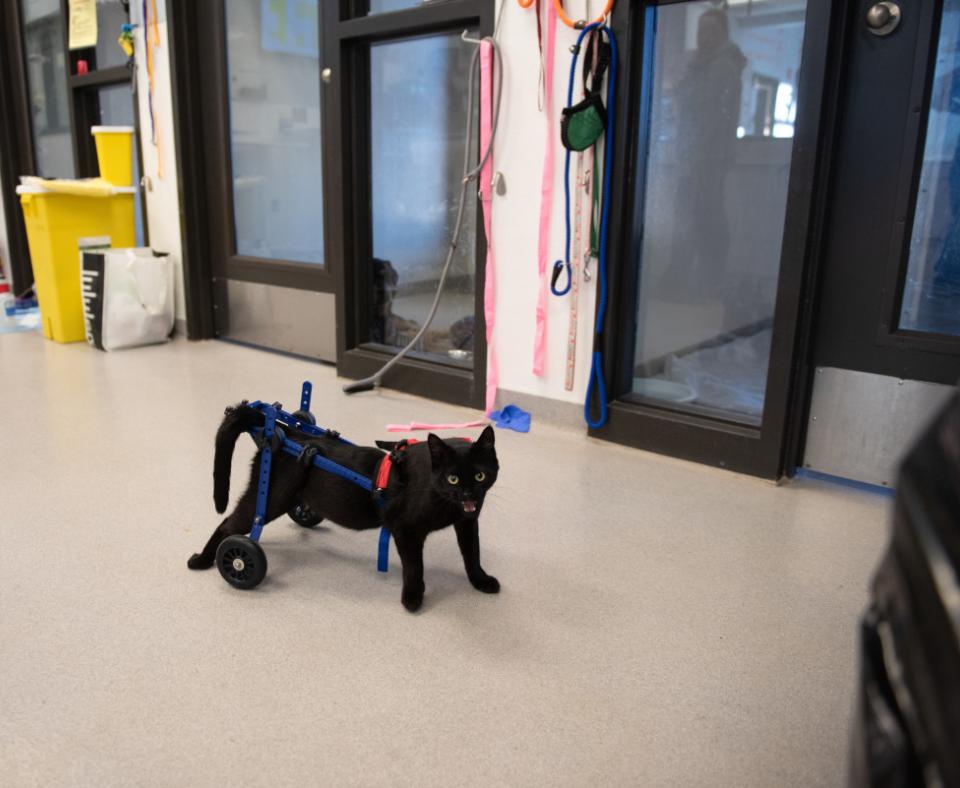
[461,29,483,45]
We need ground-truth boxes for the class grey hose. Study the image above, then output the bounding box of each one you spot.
[344,36,504,394]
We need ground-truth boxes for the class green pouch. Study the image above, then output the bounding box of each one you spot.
[561,94,607,152]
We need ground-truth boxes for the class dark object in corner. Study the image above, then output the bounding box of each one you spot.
[848,391,960,787]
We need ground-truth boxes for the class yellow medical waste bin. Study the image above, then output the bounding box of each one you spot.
[17,178,136,343]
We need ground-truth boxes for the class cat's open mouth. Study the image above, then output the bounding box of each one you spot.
[462,500,477,514]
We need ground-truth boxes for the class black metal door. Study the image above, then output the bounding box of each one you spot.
[795,0,960,485]
[811,0,960,383]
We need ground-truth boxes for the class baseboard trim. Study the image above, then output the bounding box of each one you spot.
[495,388,586,432]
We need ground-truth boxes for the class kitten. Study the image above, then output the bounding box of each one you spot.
[188,404,500,611]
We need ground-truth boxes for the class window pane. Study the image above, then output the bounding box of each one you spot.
[630,0,807,425]
[368,32,477,364]
[21,0,75,178]
[95,0,131,70]
[225,0,324,265]
[97,83,144,247]
[367,1,425,14]
[899,0,960,337]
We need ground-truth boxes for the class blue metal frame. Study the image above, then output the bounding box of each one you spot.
[245,382,391,571]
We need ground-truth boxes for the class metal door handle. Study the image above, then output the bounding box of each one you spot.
[866,2,901,36]
[321,67,333,84]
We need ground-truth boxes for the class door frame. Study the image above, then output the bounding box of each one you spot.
[334,0,494,409]
[168,0,493,408]
[172,0,340,345]
[593,0,840,479]
[0,0,35,296]
[0,0,144,296]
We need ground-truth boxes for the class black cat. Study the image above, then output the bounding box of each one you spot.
[188,405,501,611]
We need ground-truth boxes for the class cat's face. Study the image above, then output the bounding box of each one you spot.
[427,427,498,518]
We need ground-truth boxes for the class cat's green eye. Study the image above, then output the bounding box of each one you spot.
[475,472,486,482]
[447,474,460,485]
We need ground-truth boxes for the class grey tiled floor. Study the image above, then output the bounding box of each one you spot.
[0,333,889,787]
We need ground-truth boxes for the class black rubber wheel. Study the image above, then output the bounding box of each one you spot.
[291,409,316,425]
[216,536,267,590]
[289,502,322,528]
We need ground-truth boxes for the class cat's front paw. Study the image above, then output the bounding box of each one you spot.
[470,574,500,594]
[401,587,424,612]
[187,553,214,570]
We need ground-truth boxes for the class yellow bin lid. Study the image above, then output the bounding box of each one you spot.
[90,125,135,135]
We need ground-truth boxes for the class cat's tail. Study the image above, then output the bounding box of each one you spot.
[214,403,263,513]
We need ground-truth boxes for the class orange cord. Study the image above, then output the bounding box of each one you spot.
[517,0,616,29]
[552,0,615,28]
[146,0,162,178]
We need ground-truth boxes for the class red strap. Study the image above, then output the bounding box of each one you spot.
[375,455,393,491]
[375,439,421,492]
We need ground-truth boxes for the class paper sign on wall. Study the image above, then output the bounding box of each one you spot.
[68,0,98,51]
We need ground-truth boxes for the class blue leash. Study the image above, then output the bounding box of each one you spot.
[584,24,616,429]
[550,23,617,428]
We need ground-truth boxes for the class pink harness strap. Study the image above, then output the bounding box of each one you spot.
[480,40,498,415]
[533,0,557,377]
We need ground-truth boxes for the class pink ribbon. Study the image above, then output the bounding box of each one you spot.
[533,0,557,377]
[480,41,498,415]
[386,421,489,433]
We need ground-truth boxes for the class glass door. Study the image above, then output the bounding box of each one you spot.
[366,31,478,365]
[597,0,831,477]
[223,0,326,269]
[187,0,491,378]
[629,0,807,427]
[189,1,338,360]
[334,1,493,407]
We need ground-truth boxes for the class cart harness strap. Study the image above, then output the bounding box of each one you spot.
[373,440,420,504]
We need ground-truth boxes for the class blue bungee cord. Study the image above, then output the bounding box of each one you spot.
[550,22,617,428]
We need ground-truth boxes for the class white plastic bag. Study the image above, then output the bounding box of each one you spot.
[81,248,174,351]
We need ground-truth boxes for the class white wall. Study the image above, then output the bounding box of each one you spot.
[490,1,601,404]
[126,0,600,403]
[130,0,185,322]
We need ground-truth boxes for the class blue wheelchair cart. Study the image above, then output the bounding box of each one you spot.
[215,381,392,590]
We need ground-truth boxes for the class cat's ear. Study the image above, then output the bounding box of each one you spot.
[473,425,496,452]
[427,433,454,467]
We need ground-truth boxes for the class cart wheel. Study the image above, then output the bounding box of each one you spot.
[289,502,322,528]
[292,409,316,425]
[216,536,267,590]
